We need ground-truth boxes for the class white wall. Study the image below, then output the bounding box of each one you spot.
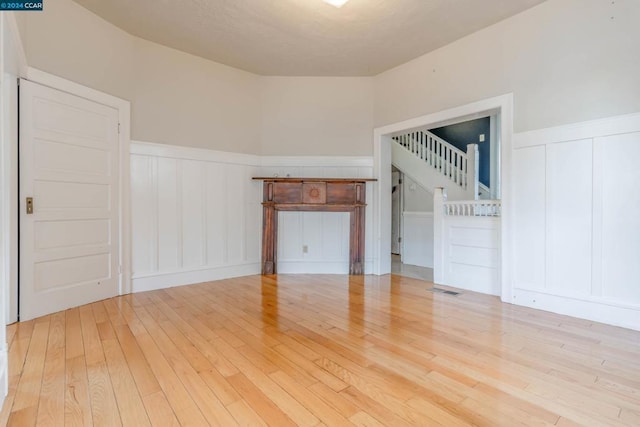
[512,113,640,330]
[132,38,261,154]
[402,175,433,212]
[22,0,262,154]
[374,0,640,133]
[402,212,433,269]
[22,0,133,101]
[399,176,435,269]
[260,77,374,156]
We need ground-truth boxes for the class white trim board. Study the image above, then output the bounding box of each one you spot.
[2,13,28,326]
[132,140,261,166]
[261,155,374,168]
[513,288,640,331]
[514,112,640,148]
[132,264,261,293]
[132,141,374,170]
[4,13,27,76]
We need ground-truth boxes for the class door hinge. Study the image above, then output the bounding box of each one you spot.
[118,123,121,134]
[118,265,123,274]
[398,237,402,243]
[399,179,403,184]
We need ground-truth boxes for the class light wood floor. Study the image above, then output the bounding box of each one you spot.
[1,274,639,426]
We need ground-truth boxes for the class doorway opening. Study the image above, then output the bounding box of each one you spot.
[373,94,513,301]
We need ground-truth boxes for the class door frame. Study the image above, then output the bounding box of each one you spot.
[390,169,402,256]
[372,93,513,302]
[14,68,131,319]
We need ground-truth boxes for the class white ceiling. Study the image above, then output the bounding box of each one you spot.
[72,0,546,76]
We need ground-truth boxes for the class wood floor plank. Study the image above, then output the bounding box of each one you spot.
[35,312,65,427]
[86,360,122,427]
[1,274,639,426]
[79,305,122,426]
[213,337,319,426]
[134,305,237,425]
[101,337,151,427]
[134,332,210,426]
[64,356,92,427]
[226,399,268,426]
[65,309,84,361]
[141,391,180,427]
[110,323,161,398]
[227,372,297,427]
[269,370,354,426]
[11,318,50,414]
[349,411,387,427]
[308,382,360,419]
[7,405,38,427]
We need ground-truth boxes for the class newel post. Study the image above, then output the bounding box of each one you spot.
[467,143,479,200]
[433,188,447,285]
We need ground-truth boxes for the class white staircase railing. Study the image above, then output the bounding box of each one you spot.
[443,199,501,217]
[393,130,478,195]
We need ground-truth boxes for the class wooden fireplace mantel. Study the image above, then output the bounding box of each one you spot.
[252,177,377,275]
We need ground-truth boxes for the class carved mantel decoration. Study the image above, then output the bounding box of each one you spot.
[252,177,377,275]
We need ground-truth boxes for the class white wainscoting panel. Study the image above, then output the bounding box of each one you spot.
[260,157,375,274]
[512,146,546,291]
[546,139,593,297]
[402,212,434,269]
[131,146,377,291]
[130,142,261,292]
[597,132,640,303]
[512,114,640,330]
[440,216,500,296]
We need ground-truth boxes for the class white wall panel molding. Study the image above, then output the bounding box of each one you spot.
[512,112,640,331]
[261,155,374,168]
[131,140,260,166]
[513,112,640,149]
[437,215,501,296]
[130,141,261,293]
[130,142,376,290]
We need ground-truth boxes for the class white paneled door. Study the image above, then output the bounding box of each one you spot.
[19,79,120,321]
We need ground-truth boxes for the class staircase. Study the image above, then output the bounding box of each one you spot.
[392,130,479,200]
